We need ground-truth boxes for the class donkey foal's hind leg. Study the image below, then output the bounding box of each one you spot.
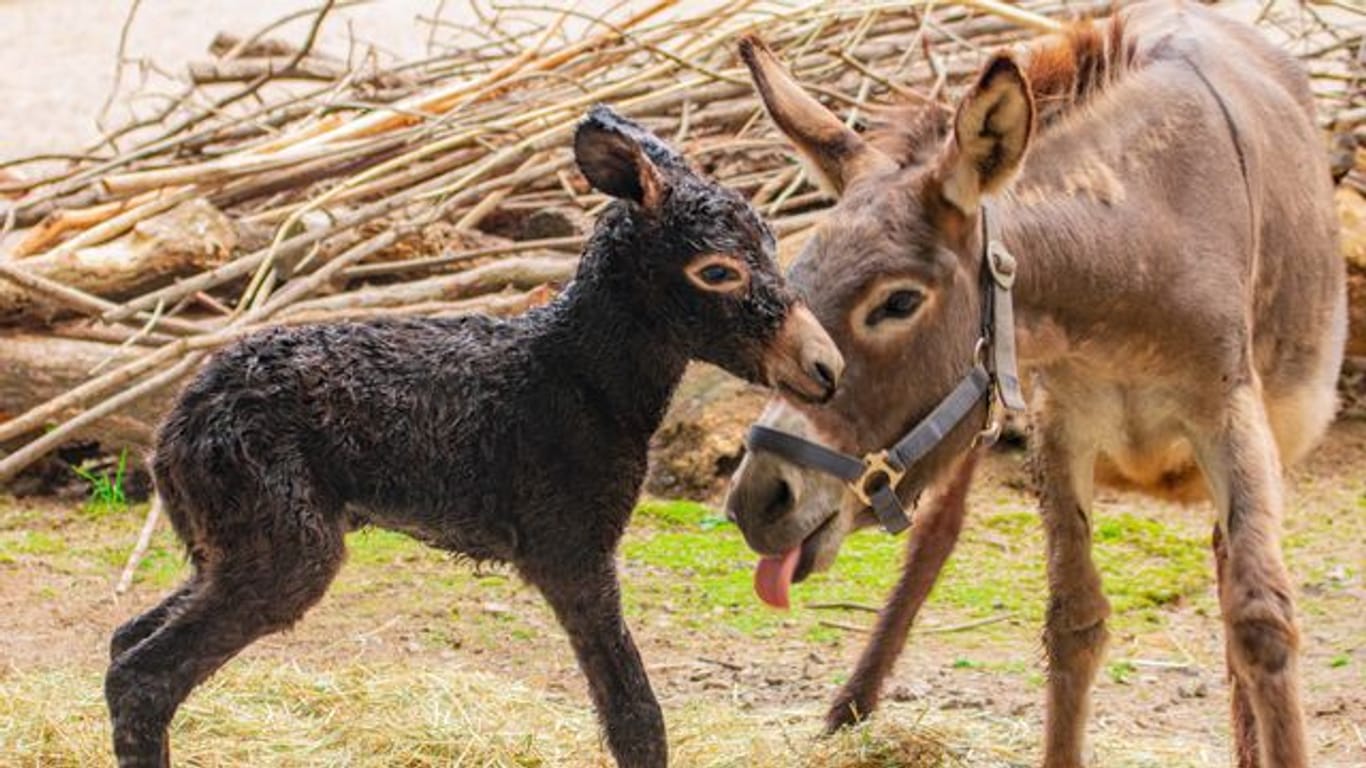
[105,514,345,767]
[110,580,200,661]
[1192,386,1308,768]
[1035,404,1110,768]
[528,558,666,768]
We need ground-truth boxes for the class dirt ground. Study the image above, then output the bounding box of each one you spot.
[1,421,1362,766]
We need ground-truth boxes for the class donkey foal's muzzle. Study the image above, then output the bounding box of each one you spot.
[766,304,844,403]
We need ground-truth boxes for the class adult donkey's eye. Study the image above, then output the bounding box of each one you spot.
[866,289,923,326]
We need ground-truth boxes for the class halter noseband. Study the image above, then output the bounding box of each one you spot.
[745,203,1026,534]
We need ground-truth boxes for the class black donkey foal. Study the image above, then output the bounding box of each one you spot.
[105,105,844,768]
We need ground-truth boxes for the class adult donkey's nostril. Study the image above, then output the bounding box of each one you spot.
[764,478,795,523]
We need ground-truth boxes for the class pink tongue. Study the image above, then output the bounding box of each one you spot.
[753,547,801,609]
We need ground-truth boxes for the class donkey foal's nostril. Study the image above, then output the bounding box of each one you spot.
[813,361,836,391]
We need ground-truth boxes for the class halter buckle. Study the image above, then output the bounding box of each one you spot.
[975,419,1003,448]
[847,451,906,508]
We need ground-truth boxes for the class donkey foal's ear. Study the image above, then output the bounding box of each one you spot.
[575,105,669,210]
[937,55,1035,216]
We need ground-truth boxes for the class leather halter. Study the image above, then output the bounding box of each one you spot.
[745,203,1026,534]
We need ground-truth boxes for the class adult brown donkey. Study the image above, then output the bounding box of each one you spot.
[725,2,1345,766]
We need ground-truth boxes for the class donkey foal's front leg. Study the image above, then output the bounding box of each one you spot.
[530,559,666,768]
[1035,408,1110,768]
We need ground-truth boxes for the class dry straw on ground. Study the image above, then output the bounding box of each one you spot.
[2,659,970,767]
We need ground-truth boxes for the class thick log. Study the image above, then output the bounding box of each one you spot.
[0,199,235,325]
[0,334,167,453]
[1339,187,1366,357]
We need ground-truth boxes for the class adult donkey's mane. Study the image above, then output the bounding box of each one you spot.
[1024,16,1133,126]
[864,16,1134,164]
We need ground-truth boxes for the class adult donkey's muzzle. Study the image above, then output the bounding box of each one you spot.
[765,303,844,404]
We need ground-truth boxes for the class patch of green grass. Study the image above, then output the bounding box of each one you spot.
[633,498,717,529]
[932,508,1209,631]
[1093,513,1209,613]
[1106,660,1137,685]
[622,495,1213,641]
[1329,653,1350,669]
[345,528,432,566]
[621,501,903,638]
[135,544,190,589]
[0,529,67,561]
[72,449,130,519]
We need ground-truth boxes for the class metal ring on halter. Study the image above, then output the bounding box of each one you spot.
[846,450,907,508]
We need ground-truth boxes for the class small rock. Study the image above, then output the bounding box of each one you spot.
[888,684,919,702]
[941,695,993,710]
[1178,681,1208,699]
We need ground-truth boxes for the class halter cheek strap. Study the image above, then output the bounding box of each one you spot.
[745,202,1026,534]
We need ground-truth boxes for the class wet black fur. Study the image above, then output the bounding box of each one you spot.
[104,105,795,768]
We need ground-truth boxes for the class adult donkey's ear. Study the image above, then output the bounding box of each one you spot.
[935,55,1035,217]
[738,35,895,196]
[575,104,671,210]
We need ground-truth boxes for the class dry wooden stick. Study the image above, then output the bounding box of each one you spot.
[818,620,871,634]
[115,494,162,596]
[344,234,582,279]
[31,187,198,259]
[0,260,204,336]
[916,613,1013,635]
[805,601,881,613]
[188,56,348,84]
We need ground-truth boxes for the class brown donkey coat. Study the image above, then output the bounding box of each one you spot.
[725,3,1345,766]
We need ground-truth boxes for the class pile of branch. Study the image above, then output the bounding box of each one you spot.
[0,0,1361,485]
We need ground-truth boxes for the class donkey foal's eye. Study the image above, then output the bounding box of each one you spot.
[866,289,924,326]
[686,255,749,293]
[700,265,739,285]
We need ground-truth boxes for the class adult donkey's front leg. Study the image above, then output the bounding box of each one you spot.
[825,451,978,732]
[1213,525,1263,767]
[528,557,667,768]
[1035,399,1110,768]
[1192,385,1308,768]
